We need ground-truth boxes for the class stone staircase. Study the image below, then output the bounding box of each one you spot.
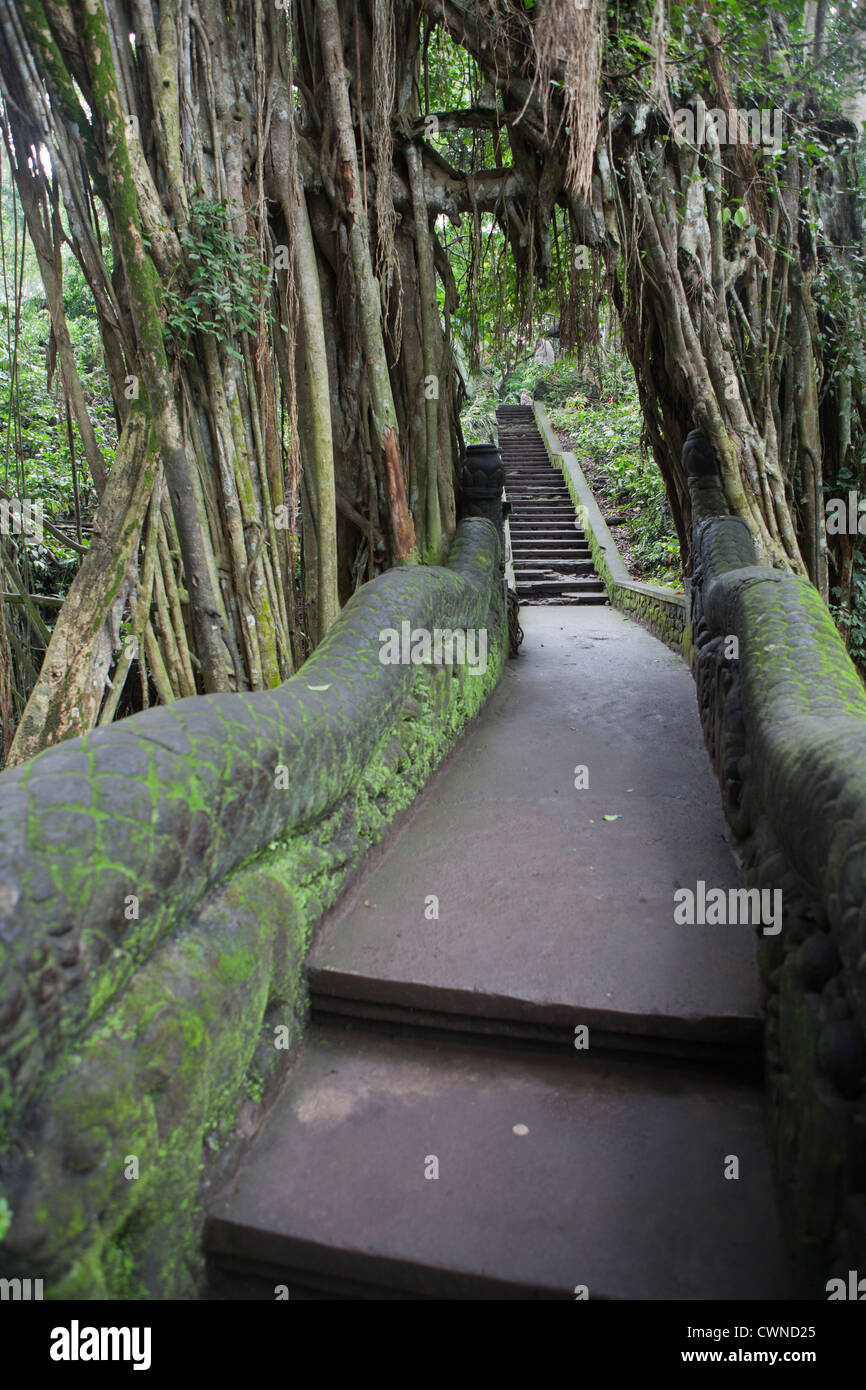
[204,606,789,1301]
[497,403,606,605]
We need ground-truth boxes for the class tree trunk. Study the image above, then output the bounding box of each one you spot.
[4,0,864,764]
[7,402,155,765]
[0,0,471,759]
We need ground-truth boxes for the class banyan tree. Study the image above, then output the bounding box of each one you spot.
[1,0,865,763]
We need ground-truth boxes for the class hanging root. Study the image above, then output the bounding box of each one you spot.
[508,588,524,657]
[528,0,602,201]
[649,0,676,128]
[372,0,402,347]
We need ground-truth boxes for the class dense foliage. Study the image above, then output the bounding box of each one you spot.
[2,0,866,765]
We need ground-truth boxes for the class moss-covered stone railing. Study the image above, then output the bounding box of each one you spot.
[687,461,866,1295]
[533,402,690,661]
[0,519,506,1298]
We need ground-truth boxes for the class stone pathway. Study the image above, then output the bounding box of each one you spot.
[205,608,789,1299]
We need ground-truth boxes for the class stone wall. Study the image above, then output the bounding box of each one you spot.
[532,404,690,662]
[687,466,866,1296]
[0,520,506,1298]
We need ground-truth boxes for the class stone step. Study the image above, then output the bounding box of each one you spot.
[513,555,595,567]
[515,568,595,578]
[308,607,760,1062]
[524,596,603,607]
[511,550,592,560]
[513,553,596,562]
[517,582,607,598]
[514,561,593,570]
[514,570,595,578]
[519,595,609,607]
[510,538,590,548]
[205,1027,789,1300]
[510,534,585,542]
[514,567,597,580]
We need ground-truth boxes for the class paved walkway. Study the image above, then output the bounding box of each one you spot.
[311,608,759,1054]
[206,607,790,1299]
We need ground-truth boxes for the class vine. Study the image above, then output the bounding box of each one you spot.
[162,200,271,361]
